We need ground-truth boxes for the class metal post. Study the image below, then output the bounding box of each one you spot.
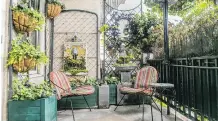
[163,0,169,62]
[163,0,170,115]
[49,19,54,72]
[103,0,106,83]
[8,0,13,99]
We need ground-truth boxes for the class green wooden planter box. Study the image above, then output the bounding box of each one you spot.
[58,86,98,109]
[8,95,57,121]
[108,84,117,105]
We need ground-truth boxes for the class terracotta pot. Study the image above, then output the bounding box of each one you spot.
[47,4,62,18]
[12,11,38,33]
[13,58,36,73]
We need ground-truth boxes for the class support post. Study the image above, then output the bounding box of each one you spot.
[49,19,54,72]
[163,0,169,62]
[8,0,13,99]
[103,0,106,83]
[163,0,170,115]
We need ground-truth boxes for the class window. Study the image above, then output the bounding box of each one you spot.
[28,0,41,75]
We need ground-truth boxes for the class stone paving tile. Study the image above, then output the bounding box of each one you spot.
[58,105,183,121]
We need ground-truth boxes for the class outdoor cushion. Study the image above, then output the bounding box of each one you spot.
[71,85,95,96]
[50,71,72,100]
[120,87,143,94]
[118,66,158,95]
[134,66,158,89]
[50,71,95,99]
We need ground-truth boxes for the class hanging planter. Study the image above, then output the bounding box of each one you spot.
[47,0,65,18]
[11,5,45,33]
[12,57,36,73]
[7,35,48,73]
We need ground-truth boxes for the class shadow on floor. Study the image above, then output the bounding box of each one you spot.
[58,105,183,121]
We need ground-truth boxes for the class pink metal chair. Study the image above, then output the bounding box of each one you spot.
[114,66,158,121]
[49,71,95,121]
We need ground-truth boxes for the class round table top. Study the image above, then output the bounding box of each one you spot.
[149,83,174,88]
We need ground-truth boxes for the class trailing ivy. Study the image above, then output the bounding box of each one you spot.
[7,35,48,72]
[12,78,53,101]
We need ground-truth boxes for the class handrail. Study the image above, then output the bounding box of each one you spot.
[169,64,218,69]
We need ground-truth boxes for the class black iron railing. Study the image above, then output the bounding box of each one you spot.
[148,56,218,121]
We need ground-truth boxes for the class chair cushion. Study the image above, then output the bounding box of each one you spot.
[141,89,153,95]
[71,85,95,96]
[50,71,72,100]
[134,66,158,89]
[120,87,143,94]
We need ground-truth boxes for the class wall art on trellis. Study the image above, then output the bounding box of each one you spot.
[52,10,99,78]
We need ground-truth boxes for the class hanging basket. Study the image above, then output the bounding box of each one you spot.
[47,3,62,18]
[12,57,36,73]
[12,11,39,33]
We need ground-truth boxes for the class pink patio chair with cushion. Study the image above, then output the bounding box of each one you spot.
[114,66,158,121]
[49,71,95,121]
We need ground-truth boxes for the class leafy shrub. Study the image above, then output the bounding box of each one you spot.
[7,35,48,72]
[12,78,53,101]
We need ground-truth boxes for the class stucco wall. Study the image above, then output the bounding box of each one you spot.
[0,0,9,120]
[63,0,102,17]
[60,0,102,78]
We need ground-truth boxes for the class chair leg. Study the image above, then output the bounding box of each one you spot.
[70,99,75,121]
[138,95,141,108]
[142,96,145,121]
[150,97,154,121]
[114,94,126,111]
[64,97,68,111]
[83,96,91,112]
[175,103,177,121]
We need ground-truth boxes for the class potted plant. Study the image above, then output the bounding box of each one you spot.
[7,35,48,73]
[63,56,88,75]
[8,78,57,121]
[11,4,45,33]
[105,75,119,105]
[114,56,137,71]
[47,0,65,18]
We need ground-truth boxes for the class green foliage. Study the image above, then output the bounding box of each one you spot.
[149,1,218,58]
[85,77,99,86]
[70,77,98,86]
[47,0,65,9]
[169,1,195,15]
[67,69,88,76]
[64,57,87,75]
[99,24,110,33]
[116,56,132,64]
[11,4,45,31]
[12,78,53,101]
[127,11,160,54]
[114,55,136,67]
[7,35,48,66]
[170,2,218,57]
[105,76,119,84]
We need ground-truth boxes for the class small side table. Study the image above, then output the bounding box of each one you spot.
[149,83,176,121]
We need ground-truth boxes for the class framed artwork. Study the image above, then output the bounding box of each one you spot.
[64,42,86,59]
